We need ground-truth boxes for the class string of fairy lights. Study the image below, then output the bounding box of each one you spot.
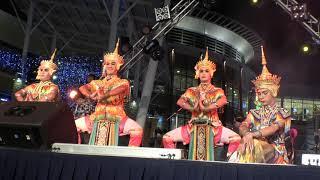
[0,48,102,100]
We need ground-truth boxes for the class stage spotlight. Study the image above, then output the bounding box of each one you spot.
[199,0,216,9]
[291,3,307,21]
[16,78,22,83]
[69,90,78,99]
[131,100,137,108]
[250,0,264,7]
[143,40,159,54]
[154,5,171,22]
[302,45,309,53]
[300,42,318,55]
[143,40,163,61]
[0,98,8,102]
[142,25,152,35]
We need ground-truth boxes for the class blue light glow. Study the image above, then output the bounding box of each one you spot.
[0,48,102,100]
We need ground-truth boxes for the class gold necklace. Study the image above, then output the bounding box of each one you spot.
[105,75,117,81]
[261,104,278,125]
[199,83,212,92]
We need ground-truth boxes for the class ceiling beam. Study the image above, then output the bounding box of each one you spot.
[41,29,109,40]
[35,0,152,15]
[128,0,152,6]
[36,0,106,14]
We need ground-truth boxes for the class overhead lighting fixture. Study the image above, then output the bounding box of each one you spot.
[131,100,137,108]
[0,98,8,102]
[69,89,78,99]
[16,78,22,83]
[154,5,171,22]
[302,45,309,53]
[199,0,216,9]
[141,25,152,35]
[249,0,264,7]
[291,3,307,21]
[300,42,318,55]
[143,40,163,61]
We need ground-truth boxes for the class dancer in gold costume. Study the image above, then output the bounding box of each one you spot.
[163,48,240,161]
[231,46,291,164]
[15,49,59,102]
[78,40,143,146]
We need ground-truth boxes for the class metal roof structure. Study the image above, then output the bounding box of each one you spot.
[190,7,263,60]
[5,0,265,126]
[13,0,161,55]
[12,0,262,61]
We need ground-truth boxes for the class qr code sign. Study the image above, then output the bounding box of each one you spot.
[154,5,171,22]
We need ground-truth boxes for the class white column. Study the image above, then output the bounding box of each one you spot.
[21,0,34,81]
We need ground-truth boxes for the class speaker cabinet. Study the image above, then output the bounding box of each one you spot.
[0,101,77,149]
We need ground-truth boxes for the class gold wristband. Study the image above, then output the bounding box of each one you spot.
[183,102,187,107]
[253,130,262,138]
[214,102,218,108]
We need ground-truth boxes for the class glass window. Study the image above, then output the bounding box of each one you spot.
[292,99,303,121]
[187,77,193,88]
[187,70,194,76]
[242,100,248,116]
[313,100,320,118]
[276,98,281,105]
[171,112,190,129]
[173,75,181,95]
[193,79,198,87]
[227,85,233,107]
[283,98,292,113]
[233,89,239,110]
[173,67,200,95]
[180,76,186,91]
[242,93,249,115]
[212,80,221,88]
[303,99,313,120]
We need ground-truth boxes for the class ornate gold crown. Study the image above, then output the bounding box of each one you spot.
[252,46,281,96]
[104,39,124,70]
[194,47,216,79]
[40,48,58,74]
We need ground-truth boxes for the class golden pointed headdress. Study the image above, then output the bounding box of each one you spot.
[40,48,58,75]
[194,47,216,79]
[104,39,124,70]
[252,46,281,97]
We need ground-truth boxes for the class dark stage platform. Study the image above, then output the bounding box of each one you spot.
[1,147,320,180]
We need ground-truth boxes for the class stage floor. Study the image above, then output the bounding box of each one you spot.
[1,147,320,180]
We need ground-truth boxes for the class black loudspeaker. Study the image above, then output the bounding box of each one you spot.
[0,101,77,149]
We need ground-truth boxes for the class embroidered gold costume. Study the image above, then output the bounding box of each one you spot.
[163,48,240,161]
[15,49,59,102]
[235,46,292,164]
[78,39,143,146]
